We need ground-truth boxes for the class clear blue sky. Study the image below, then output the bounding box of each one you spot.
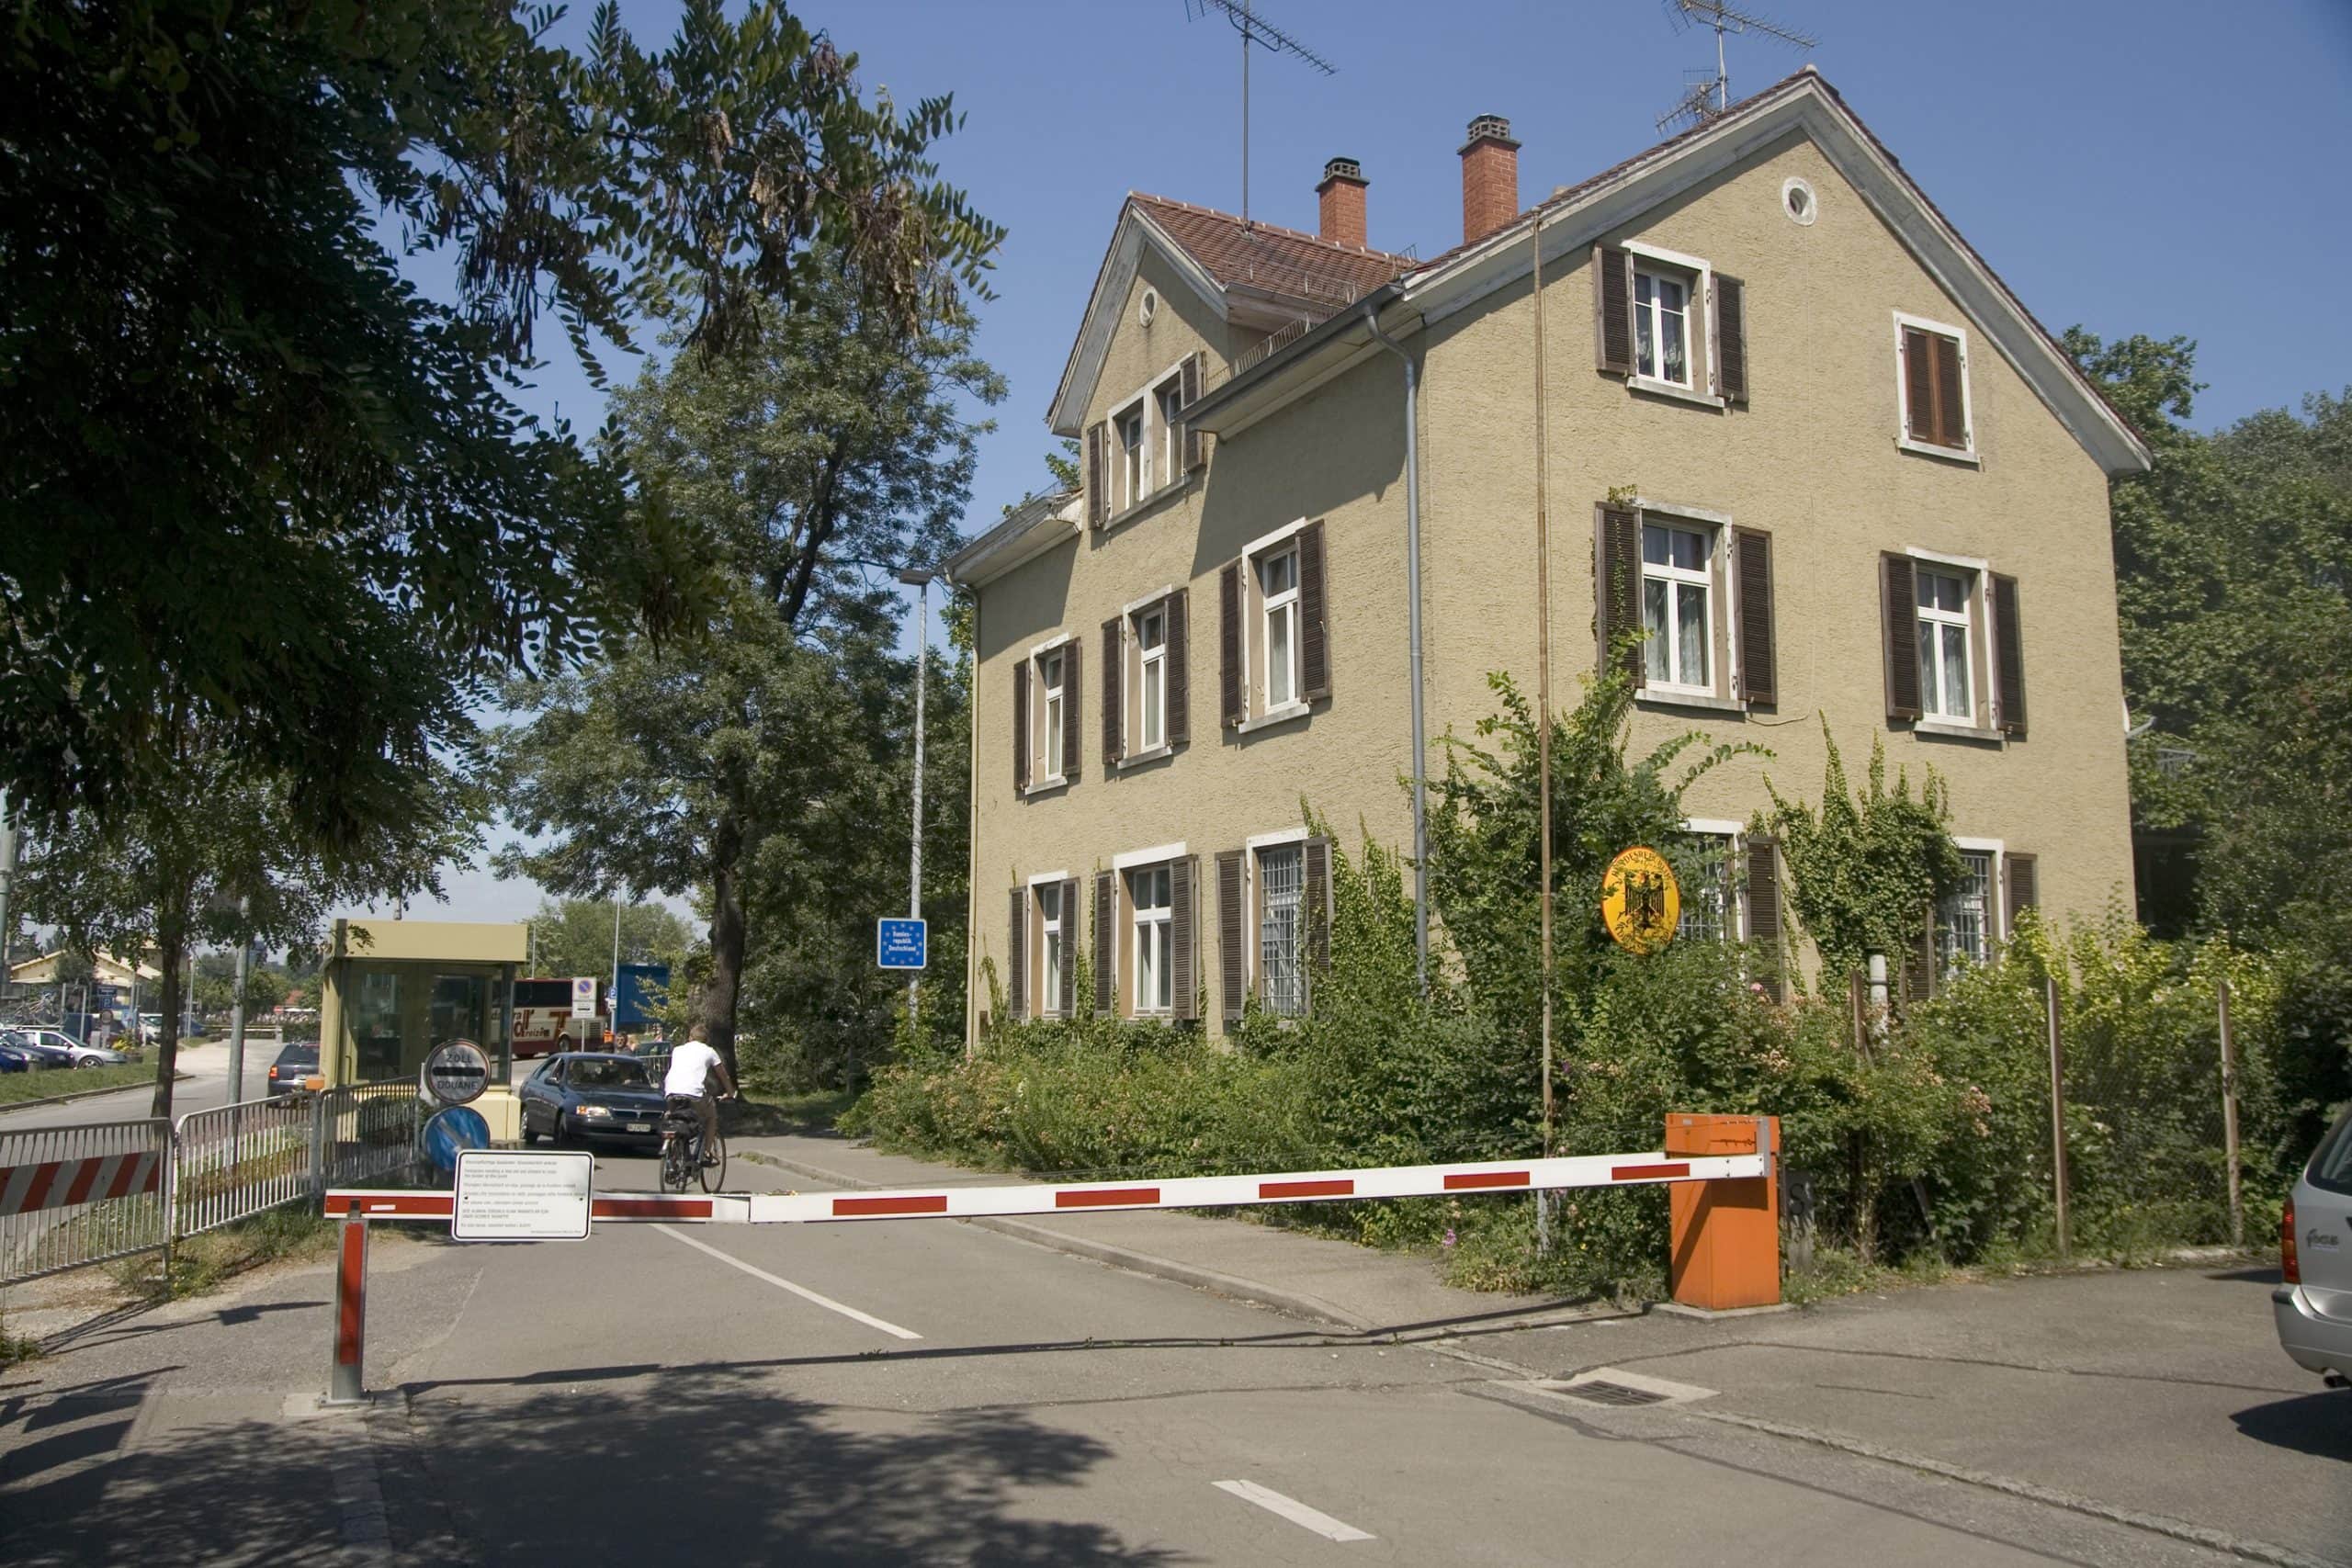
[421,0,2352,926]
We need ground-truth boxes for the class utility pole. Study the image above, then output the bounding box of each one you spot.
[0,786,17,1000]
[1531,208,1557,1255]
[611,899,623,1036]
[896,569,934,1026]
[228,909,251,1104]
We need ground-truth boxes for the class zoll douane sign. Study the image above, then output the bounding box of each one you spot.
[451,1149,594,1241]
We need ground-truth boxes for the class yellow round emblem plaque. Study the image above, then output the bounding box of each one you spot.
[1600,846,1680,955]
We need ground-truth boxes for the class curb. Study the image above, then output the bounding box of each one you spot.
[737,1145,1371,1330]
[0,1070,189,1116]
[1690,1407,2346,1568]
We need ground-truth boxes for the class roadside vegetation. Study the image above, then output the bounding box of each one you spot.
[0,1063,156,1105]
[114,1206,340,1303]
[853,665,2321,1302]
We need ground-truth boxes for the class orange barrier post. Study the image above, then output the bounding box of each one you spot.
[325,1208,369,1404]
[1666,1113,1781,1312]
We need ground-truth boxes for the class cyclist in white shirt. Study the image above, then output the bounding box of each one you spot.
[662,1035,737,1166]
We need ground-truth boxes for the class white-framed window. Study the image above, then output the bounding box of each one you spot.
[1915,567,1973,722]
[1634,268,1691,387]
[1641,520,1713,693]
[1937,850,1996,974]
[1037,882,1065,1016]
[1156,375,1185,487]
[1131,864,1174,1016]
[1115,403,1146,510]
[1259,546,1300,711]
[1136,604,1167,751]
[1676,829,1738,942]
[1040,648,1067,780]
[1257,843,1306,1017]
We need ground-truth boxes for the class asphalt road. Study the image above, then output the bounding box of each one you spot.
[5,1148,2330,1567]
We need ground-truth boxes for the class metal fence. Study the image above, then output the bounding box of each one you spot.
[0,1078,424,1287]
[0,1118,171,1285]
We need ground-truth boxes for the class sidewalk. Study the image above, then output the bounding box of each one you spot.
[726,1127,1596,1337]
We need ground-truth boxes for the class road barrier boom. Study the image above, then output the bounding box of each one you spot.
[322,1145,1770,1229]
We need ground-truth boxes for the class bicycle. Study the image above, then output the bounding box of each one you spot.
[658,1094,729,1193]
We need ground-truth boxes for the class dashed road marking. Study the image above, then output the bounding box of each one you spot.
[652,1224,922,1340]
[1212,1480,1375,1542]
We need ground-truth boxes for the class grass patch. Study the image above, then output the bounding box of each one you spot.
[0,1063,155,1104]
[0,1312,37,1368]
[112,1204,340,1303]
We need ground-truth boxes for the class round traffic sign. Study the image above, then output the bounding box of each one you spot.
[421,1105,492,1174]
[1600,845,1681,955]
[423,1039,491,1106]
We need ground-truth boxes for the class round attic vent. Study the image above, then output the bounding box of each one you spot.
[1781,176,1818,226]
[1138,288,1159,326]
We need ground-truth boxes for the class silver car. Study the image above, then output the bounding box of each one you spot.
[2275,1102,2352,1389]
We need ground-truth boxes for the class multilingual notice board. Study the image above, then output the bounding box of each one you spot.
[451,1149,594,1241]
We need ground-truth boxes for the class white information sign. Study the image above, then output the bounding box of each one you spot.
[452,1149,594,1241]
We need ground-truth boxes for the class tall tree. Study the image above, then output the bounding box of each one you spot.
[2,0,1001,847]
[526,897,695,985]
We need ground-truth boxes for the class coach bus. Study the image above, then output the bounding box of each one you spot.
[511,977,607,1059]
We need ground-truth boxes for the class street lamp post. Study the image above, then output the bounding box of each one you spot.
[896,568,934,1026]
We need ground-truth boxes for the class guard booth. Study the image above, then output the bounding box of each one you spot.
[316,919,530,1140]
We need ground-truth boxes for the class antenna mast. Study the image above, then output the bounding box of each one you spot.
[1656,0,1816,134]
[1187,0,1336,225]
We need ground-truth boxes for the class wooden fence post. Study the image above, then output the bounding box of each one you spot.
[2219,976,2244,1250]
[2046,974,2071,1259]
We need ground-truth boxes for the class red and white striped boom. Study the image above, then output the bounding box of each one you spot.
[324,1145,1770,1227]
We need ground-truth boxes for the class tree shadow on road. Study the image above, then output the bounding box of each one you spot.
[1,1359,1188,1567]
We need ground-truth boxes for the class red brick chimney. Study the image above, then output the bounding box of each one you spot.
[1459,114,1520,245]
[1316,156,1368,248]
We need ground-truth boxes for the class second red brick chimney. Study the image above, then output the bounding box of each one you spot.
[1459,114,1520,245]
[1317,156,1367,248]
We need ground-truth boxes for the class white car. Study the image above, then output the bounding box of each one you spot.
[16,1028,130,1068]
[2276,1102,2352,1389]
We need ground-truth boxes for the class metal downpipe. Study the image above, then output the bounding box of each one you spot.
[1363,302,1430,995]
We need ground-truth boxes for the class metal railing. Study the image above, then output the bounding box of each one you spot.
[0,1078,425,1286]
[172,1094,316,1239]
[0,1118,170,1285]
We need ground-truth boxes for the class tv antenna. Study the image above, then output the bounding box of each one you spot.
[1186,0,1336,226]
[1655,0,1815,134]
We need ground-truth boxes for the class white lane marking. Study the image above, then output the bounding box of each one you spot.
[1212,1480,1375,1542]
[652,1224,922,1340]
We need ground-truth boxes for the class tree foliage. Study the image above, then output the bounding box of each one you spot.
[2,0,1001,845]
[1758,727,1964,989]
[526,897,695,986]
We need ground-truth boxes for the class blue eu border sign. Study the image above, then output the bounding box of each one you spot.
[876,918,927,971]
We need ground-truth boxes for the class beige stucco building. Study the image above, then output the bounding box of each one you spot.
[944,71,2148,1043]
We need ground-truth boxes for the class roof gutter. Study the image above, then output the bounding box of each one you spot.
[1360,299,1430,997]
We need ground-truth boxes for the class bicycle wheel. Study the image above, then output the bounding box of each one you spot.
[660,1133,689,1194]
[697,1127,727,1193]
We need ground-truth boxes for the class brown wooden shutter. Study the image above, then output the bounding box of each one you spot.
[1012,658,1031,790]
[1165,588,1191,746]
[1881,553,1921,721]
[1305,836,1332,976]
[1101,618,1123,768]
[1170,855,1197,1021]
[1734,526,1776,705]
[2004,852,2038,934]
[1904,908,1937,1006]
[1599,507,1645,685]
[1181,353,1204,471]
[1902,327,1935,443]
[1060,637,1081,782]
[1058,878,1079,1017]
[1006,886,1027,1021]
[1746,838,1783,1002]
[1714,274,1748,405]
[1219,559,1244,728]
[1934,333,1967,448]
[1298,521,1330,702]
[1093,871,1115,1016]
[1593,244,1634,376]
[1086,423,1106,525]
[1216,850,1246,1023]
[1991,572,2026,737]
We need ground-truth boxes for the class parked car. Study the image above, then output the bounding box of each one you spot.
[0,1030,76,1069]
[0,1042,29,1074]
[518,1053,668,1150]
[266,1043,321,1099]
[2278,1102,2352,1390]
[14,1028,129,1068]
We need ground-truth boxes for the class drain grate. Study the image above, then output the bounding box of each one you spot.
[1555,1380,1669,1407]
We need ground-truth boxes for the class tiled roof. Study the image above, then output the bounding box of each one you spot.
[1129,194,1412,310]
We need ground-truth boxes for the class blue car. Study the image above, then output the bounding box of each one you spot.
[0,1042,29,1074]
[518,1053,668,1150]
